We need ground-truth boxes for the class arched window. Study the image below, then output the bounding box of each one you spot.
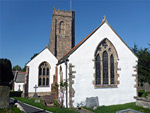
[39,78,41,86]
[95,54,101,85]
[38,62,50,87]
[94,39,118,87]
[46,78,49,85]
[47,68,49,76]
[39,68,42,76]
[103,51,108,84]
[59,21,65,35]
[110,55,114,84]
[43,78,45,85]
[43,68,45,75]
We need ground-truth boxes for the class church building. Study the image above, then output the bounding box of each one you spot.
[24,7,138,108]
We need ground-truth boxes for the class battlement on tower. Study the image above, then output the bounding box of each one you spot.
[53,7,75,17]
[49,7,75,60]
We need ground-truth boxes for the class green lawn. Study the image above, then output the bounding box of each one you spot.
[13,97,79,113]
[0,106,24,113]
[84,102,150,113]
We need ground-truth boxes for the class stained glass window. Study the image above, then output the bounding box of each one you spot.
[47,68,49,76]
[96,54,101,85]
[43,78,45,85]
[95,39,118,87]
[110,55,114,84]
[39,78,41,86]
[103,51,108,84]
[38,62,50,87]
[46,78,49,85]
[39,68,42,76]
[43,68,45,75]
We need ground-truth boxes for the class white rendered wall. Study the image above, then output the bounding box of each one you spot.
[26,48,58,93]
[64,22,138,107]
[14,83,24,91]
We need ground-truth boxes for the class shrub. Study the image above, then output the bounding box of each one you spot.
[141,91,150,97]
[138,90,145,97]
[10,91,23,97]
[53,99,60,108]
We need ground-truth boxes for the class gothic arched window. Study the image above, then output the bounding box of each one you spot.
[110,54,114,84]
[38,62,50,87]
[95,54,101,85]
[59,21,65,35]
[103,51,108,84]
[94,39,118,87]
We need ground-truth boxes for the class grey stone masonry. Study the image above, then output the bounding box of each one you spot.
[0,86,10,108]
[116,109,143,113]
[69,63,76,108]
[135,96,150,109]
[49,7,75,60]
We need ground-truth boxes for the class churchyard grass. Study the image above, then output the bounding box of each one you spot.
[0,106,24,113]
[13,97,79,113]
[84,102,150,113]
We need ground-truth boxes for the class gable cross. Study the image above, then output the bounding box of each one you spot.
[102,15,106,23]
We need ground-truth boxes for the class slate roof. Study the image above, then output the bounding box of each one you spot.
[13,71,26,83]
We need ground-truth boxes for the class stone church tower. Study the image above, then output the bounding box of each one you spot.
[49,7,75,59]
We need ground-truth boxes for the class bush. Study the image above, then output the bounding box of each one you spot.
[138,90,145,97]
[0,59,14,86]
[10,91,22,97]
[141,91,150,97]
[53,99,60,108]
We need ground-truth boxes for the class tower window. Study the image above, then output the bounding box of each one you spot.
[59,21,65,35]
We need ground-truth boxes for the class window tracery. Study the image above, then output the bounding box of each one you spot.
[95,39,118,87]
[38,62,50,87]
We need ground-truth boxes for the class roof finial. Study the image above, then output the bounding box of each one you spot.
[102,15,106,23]
[53,7,56,10]
[45,44,48,48]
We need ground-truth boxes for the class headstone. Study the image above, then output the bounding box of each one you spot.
[43,95,56,107]
[145,83,150,92]
[116,109,143,113]
[0,86,10,108]
[86,96,99,108]
[33,85,38,98]
[34,99,40,103]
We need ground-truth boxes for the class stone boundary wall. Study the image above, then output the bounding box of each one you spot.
[135,97,150,109]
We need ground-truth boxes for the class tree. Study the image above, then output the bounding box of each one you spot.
[13,65,22,71]
[0,58,14,86]
[30,53,39,60]
[21,65,26,72]
[132,44,150,84]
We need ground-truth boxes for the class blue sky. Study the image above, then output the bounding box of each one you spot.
[1,0,150,68]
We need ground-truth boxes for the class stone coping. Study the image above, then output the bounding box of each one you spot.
[134,96,150,102]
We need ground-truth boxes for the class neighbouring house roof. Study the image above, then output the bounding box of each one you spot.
[57,20,138,65]
[13,71,26,83]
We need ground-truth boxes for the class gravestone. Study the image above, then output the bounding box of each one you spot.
[33,85,38,98]
[0,86,10,108]
[116,109,143,113]
[43,95,56,107]
[145,83,150,92]
[86,96,99,108]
